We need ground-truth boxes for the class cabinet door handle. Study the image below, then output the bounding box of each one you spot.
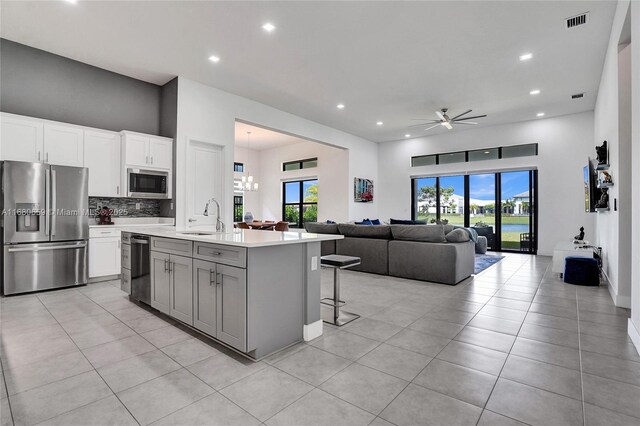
[209,269,215,286]
[145,156,149,164]
[45,152,49,163]
[216,272,222,286]
[151,156,153,164]
[164,258,168,273]
[211,251,221,256]
[116,185,120,195]
[168,261,173,273]
[37,151,41,161]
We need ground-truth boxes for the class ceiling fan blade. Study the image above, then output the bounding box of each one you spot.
[450,109,472,120]
[408,122,438,128]
[455,115,487,121]
[435,110,446,121]
[455,122,478,125]
[443,121,453,130]
[424,123,442,131]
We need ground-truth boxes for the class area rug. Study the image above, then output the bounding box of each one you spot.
[474,254,505,274]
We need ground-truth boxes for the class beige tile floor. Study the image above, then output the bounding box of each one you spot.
[0,253,638,425]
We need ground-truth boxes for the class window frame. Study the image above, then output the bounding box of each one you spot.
[233,195,243,222]
[282,157,318,172]
[234,162,244,173]
[282,179,318,228]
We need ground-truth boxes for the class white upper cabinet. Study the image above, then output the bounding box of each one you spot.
[124,133,149,168]
[149,137,172,169]
[44,123,84,167]
[1,113,44,162]
[84,129,121,197]
[122,131,172,170]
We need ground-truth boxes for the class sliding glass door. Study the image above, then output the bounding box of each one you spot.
[469,174,497,250]
[500,170,535,252]
[412,170,537,253]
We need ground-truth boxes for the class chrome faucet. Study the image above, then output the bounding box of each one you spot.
[203,198,225,232]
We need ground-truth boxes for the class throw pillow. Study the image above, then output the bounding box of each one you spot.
[371,219,382,225]
[446,228,471,243]
[390,225,447,243]
[390,218,427,225]
[355,219,373,225]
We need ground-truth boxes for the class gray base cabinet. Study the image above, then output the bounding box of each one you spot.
[192,259,247,352]
[150,250,193,325]
[216,263,247,352]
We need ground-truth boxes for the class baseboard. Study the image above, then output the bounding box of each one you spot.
[303,320,323,341]
[628,319,640,356]
[602,270,632,309]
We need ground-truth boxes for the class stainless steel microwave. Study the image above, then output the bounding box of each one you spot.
[127,168,168,199]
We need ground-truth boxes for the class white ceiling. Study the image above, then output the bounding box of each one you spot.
[235,121,310,150]
[0,1,617,143]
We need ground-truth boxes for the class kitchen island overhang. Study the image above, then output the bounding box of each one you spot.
[120,227,342,360]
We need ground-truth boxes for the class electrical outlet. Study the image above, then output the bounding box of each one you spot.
[135,203,141,210]
[311,256,318,271]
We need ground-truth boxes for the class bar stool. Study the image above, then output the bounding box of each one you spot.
[320,254,361,326]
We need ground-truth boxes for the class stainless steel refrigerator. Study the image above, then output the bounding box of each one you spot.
[1,161,89,295]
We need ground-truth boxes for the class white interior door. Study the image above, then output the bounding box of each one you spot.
[186,140,224,228]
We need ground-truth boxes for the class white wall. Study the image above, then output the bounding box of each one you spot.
[256,142,349,223]
[593,0,633,308]
[628,0,640,350]
[377,111,595,256]
[175,77,378,229]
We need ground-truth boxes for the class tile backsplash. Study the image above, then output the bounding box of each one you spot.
[89,197,162,219]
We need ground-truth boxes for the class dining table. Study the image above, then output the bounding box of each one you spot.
[238,221,277,230]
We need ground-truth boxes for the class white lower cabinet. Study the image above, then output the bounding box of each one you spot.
[89,235,121,278]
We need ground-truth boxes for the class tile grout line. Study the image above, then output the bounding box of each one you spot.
[471,256,544,426]
[34,287,144,426]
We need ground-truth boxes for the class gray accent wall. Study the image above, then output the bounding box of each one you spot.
[159,78,178,217]
[0,39,161,135]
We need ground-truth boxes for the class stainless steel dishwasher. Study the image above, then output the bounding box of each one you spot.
[130,234,150,304]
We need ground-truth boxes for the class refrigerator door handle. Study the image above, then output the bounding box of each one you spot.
[7,242,87,253]
[45,168,51,237]
[51,169,57,237]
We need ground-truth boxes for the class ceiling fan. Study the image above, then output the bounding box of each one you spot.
[409,108,487,131]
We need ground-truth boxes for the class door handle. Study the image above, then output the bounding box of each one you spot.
[45,152,49,163]
[116,185,120,195]
[209,269,215,286]
[51,170,57,237]
[37,151,41,162]
[168,261,173,273]
[7,242,87,253]
[188,218,196,223]
[45,169,50,237]
[130,238,149,244]
[216,272,222,286]
[164,258,168,273]
[146,156,149,164]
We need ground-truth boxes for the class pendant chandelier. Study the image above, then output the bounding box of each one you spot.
[242,131,259,191]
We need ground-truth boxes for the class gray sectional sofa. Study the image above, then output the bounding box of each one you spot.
[304,222,475,285]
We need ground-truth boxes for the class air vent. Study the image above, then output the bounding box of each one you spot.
[572,93,585,99]
[566,12,589,29]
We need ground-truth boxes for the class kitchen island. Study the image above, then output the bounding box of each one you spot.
[120,227,342,360]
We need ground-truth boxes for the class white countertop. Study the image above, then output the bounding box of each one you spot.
[90,217,175,228]
[118,226,343,248]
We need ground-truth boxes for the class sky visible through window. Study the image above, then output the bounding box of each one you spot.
[418,171,529,200]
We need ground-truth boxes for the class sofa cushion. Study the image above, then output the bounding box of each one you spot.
[390,225,446,243]
[443,224,454,234]
[446,228,471,243]
[390,218,427,225]
[338,224,392,239]
[304,222,339,234]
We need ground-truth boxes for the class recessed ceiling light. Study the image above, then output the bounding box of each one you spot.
[336,104,345,109]
[484,151,491,154]
[519,53,533,61]
[537,112,545,117]
[530,89,541,95]
[262,23,276,33]
[376,121,383,126]
[208,55,220,63]
[405,134,411,138]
